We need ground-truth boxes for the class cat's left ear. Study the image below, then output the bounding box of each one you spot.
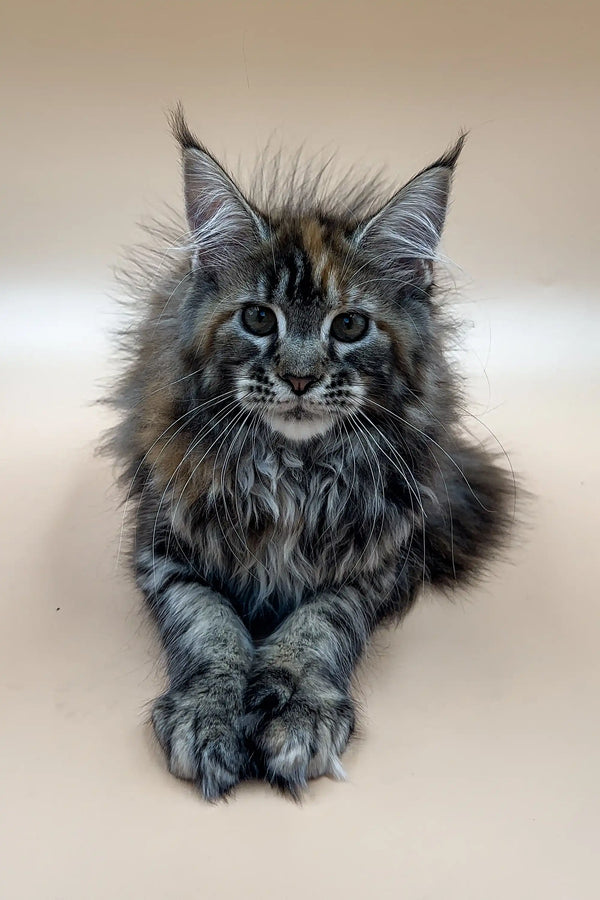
[352,133,466,272]
[170,105,268,274]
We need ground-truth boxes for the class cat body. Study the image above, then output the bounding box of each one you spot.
[106,109,511,798]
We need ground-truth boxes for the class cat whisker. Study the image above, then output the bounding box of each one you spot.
[341,412,387,585]
[116,390,239,568]
[150,401,245,598]
[354,408,429,590]
[214,408,265,580]
[365,397,490,512]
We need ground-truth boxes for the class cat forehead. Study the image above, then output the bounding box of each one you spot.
[256,217,353,311]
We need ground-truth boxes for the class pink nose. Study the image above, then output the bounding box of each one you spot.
[283,375,316,395]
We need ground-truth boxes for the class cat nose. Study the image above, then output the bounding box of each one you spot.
[281,374,318,395]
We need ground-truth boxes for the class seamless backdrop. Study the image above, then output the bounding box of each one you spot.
[1,1,599,898]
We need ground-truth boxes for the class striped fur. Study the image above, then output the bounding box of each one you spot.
[104,109,513,799]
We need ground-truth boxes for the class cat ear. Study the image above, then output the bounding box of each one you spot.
[169,106,268,273]
[353,133,466,272]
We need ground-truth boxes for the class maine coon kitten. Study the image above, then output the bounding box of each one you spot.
[106,108,512,800]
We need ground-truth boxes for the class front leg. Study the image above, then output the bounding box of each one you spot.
[245,587,375,796]
[136,544,254,800]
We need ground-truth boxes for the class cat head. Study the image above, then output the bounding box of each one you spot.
[170,109,464,442]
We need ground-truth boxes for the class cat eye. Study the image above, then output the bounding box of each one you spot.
[330,312,369,343]
[241,305,277,337]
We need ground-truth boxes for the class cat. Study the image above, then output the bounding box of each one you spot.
[104,106,513,800]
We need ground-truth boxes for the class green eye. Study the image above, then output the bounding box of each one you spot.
[241,305,277,337]
[330,311,369,343]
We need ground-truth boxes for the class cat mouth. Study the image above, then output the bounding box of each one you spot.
[283,406,316,421]
[265,398,334,441]
[273,398,324,420]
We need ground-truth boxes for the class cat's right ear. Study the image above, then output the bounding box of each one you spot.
[169,106,268,273]
[351,133,466,279]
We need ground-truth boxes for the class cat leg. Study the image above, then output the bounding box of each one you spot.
[245,587,373,796]
[136,547,254,800]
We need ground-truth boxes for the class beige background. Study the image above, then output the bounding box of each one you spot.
[1,1,599,897]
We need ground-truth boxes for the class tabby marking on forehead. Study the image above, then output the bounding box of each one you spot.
[299,218,345,300]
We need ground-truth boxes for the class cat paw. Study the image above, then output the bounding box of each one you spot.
[244,667,355,797]
[152,686,247,801]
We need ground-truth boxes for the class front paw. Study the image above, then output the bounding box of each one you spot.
[152,684,247,801]
[244,667,355,797]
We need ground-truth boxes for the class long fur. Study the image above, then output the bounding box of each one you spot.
[102,109,514,800]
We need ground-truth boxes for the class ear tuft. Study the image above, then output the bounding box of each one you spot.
[168,102,204,153]
[167,105,267,274]
[353,132,467,270]
[431,130,468,172]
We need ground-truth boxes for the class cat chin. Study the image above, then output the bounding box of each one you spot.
[268,413,333,442]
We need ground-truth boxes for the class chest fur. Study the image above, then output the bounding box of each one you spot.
[181,439,409,611]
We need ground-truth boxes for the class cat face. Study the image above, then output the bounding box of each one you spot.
[193,221,403,441]
[173,110,464,442]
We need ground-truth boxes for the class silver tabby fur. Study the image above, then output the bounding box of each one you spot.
[104,108,513,799]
